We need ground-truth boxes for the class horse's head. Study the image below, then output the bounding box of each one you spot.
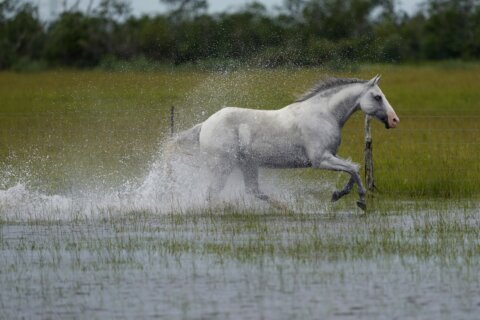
[359,75,399,129]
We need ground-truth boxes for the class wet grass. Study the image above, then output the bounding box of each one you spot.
[2,201,479,267]
[2,203,479,319]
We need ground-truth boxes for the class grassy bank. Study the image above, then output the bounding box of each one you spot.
[0,63,479,198]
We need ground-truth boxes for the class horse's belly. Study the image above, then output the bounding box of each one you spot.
[251,144,311,169]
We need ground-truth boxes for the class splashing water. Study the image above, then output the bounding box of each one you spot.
[0,70,334,221]
[0,144,334,222]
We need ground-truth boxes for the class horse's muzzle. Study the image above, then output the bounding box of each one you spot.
[387,112,400,129]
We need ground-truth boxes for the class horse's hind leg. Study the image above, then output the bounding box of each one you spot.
[240,163,266,200]
[206,158,233,204]
[240,163,287,210]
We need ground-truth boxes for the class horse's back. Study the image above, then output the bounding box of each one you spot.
[199,106,310,168]
[200,107,270,151]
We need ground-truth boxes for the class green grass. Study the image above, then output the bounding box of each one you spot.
[0,63,479,198]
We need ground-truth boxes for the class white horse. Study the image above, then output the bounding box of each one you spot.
[171,75,399,210]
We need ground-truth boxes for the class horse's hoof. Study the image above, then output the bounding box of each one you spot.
[331,191,341,202]
[254,193,287,210]
[255,194,269,201]
[356,200,367,211]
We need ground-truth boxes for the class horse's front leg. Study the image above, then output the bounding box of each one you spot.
[315,153,366,210]
[332,176,355,202]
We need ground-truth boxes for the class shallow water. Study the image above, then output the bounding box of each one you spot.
[3,252,479,319]
[1,206,479,319]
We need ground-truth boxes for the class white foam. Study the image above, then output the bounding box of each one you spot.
[0,147,333,222]
[0,183,73,220]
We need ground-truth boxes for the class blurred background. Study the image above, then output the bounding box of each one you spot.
[1,0,479,70]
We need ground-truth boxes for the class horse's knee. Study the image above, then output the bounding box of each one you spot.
[351,162,360,173]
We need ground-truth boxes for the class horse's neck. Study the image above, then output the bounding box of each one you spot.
[324,85,363,128]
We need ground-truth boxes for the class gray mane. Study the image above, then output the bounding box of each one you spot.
[296,77,367,102]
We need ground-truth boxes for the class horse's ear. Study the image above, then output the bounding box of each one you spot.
[367,75,381,86]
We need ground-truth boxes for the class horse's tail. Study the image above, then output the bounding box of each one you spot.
[171,123,203,152]
[163,123,203,180]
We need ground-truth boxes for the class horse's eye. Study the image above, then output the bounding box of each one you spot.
[374,95,382,102]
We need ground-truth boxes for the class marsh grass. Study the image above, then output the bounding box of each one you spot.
[1,186,479,317]
[2,202,470,286]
